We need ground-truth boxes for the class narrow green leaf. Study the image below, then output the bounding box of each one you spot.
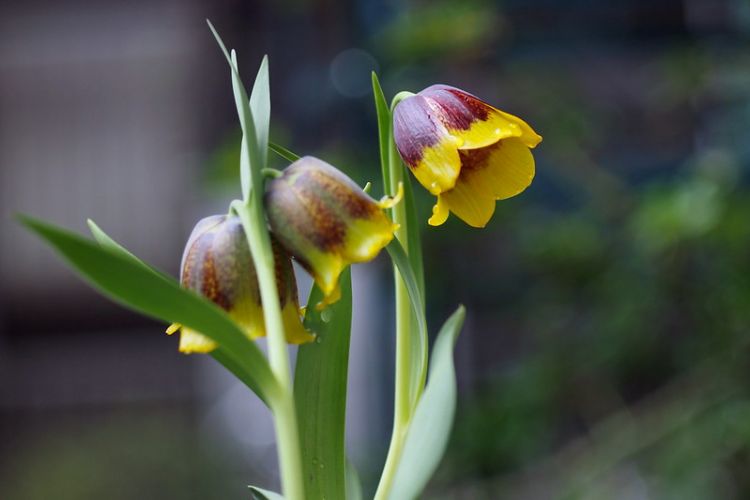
[371,72,392,193]
[294,269,353,500]
[207,20,258,200]
[346,459,363,500]
[250,56,270,171]
[385,240,427,347]
[249,486,284,500]
[388,306,466,500]
[206,19,232,68]
[86,219,272,405]
[20,215,277,405]
[269,141,301,163]
[400,173,425,301]
[87,219,142,263]
[230,51,256,201]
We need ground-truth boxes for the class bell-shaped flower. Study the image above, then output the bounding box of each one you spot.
[265,156,400,307]
[166,215,312,353]
[393,84,542,228]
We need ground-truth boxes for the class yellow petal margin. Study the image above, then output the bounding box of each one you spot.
[432,138,536,228]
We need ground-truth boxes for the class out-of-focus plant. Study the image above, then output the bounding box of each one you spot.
[18,21,541,499]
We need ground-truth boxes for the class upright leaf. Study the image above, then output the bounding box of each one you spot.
[400,173,425,301]
[20,215,277,405]
[207,20,258,200]
[250,56,270,170]
[293,269,353,500]
[385,240,427,355]
[388,306,466,500]
[371,72,392,196]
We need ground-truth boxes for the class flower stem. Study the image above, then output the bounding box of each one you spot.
[375,91,417,500]
[233,193,304,499]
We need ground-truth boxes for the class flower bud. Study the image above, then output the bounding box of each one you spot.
[265,156,400,307]
[166,215,312,353]
[393,84,542,228]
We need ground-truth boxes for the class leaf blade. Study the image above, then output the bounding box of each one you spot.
[20,215,277,405]
[372,72,392,192]
[385,240,427,350]
[250,55,270,171]
[388,305,466,500]
[86,219,273,404]
[269,141,301,163]
[249,486,285,500]
[293,269,353,500]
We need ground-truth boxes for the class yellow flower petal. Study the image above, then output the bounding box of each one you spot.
[450,110,524,150]
[411,135,463,195]
[495,109,543,148]
[177,327,217,354]
[377,182,404,209]
[440,138,535,228]
[428,196,450,226]
[282,300,315,344]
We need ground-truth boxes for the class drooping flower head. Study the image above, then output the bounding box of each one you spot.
[166,215,312,353]
[393,84,542,228]
[265,156,400,307]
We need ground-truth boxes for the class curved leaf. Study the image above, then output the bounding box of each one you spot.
[385,240,427,356]
[20,215,277,405]
[388,305,466,500]
[86,219,273,405]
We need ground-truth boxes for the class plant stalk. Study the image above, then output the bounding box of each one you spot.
[235,198,305,500]
[375,91,417,500]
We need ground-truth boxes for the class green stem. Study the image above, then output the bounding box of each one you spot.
[375,91,417,500]
[234,198,305,500]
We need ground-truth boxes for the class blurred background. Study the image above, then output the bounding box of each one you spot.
[2,0,750,498]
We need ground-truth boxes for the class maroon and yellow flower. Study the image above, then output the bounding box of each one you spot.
[393,84,542,228]
[265,156,400,307]
[166,214,312,353]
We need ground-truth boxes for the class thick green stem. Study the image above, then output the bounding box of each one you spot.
[375,91,417,500]
[234,199,305,500]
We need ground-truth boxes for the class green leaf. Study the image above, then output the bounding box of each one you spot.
[346,459,363,500]
[207,20,263,202]
[249,486,284,500]
[231,51,257,201]
[87,219,142,264]
[371,72,392,193]
[388,305,466,500]
[400,173,425,301]
[85,219,273,405]
[269,141,301,163]
[250,56,270,171]
[20,215,277,406]
[385,240,427,351]
[293,269,353,500]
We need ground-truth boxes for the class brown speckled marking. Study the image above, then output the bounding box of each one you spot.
[271,237,290,308]
[281,168,348,252]
[458,143,496,173]
[200,246,232,311]
[306,167,378,220]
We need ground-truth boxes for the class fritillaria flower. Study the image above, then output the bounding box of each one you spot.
[166,215,312,353]
[393,84,542,228]
[265,156,400,307]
